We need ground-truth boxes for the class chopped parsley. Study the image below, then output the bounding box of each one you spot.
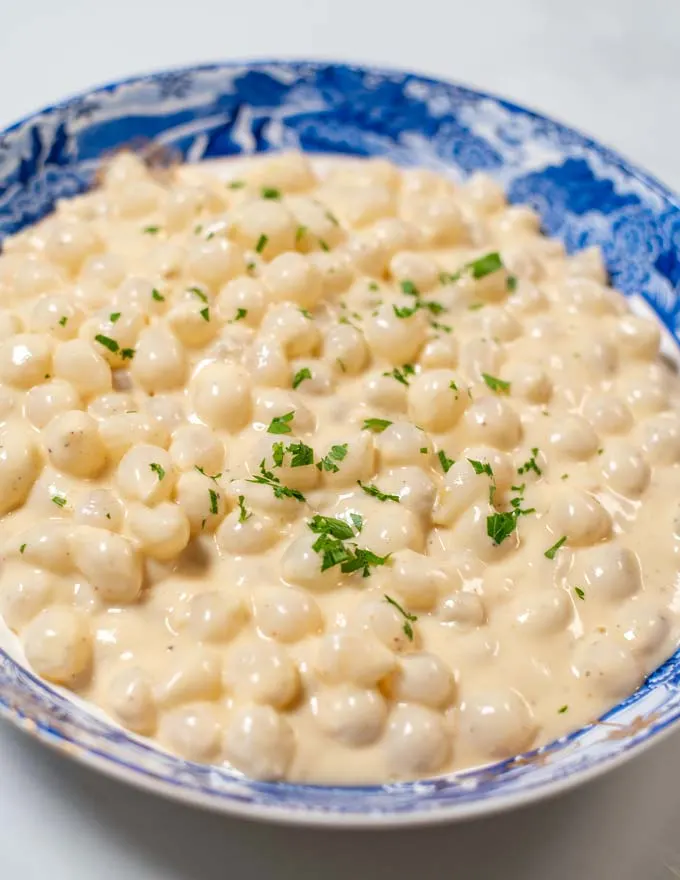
[237,495,252,522]
[109,312,121,323]
[362,418,392,433]
[194,466,221,482]
[350,512,364,532]
[487,511,519,545]
[574,587,585,601]
[325,210,340,226]
[468,458,493,478]
[246,459,306,502]
[52,494,67,508]
[420,447,428,454]
[261,187,281,200]
[400,279,419,297]
[437,450,455,473]
[199,307,210,322]
[286,441,314,468]
[449,251,504,283]
[298,308,313,319]
[151,288,165,302]
[307,515,389,576]
[384,594,418,641]
[393,304,419,319]
[318,238,330,252]
[58,316,68,327]
[267,411,294,435]
[430,320,453,333]
[358,481,400,503]
[296,225,308,243]
[19,543,26,554]
[558,705,568,714]
[468,302,485,311]
[482,373,511,394]
[230,308,248,323]
[228,179,245,189]
[94,334,119,354]
[384,364,415,386]
[368,282,379,292]
[143,225,160,234]
[255,234,268,254]
[316,444,348,474]
[292,367,312,390]
[120,348,135,360]
[149,462,165,480]
[188,286,208,303]
[208,488,219,515]
[518,448,542,476]
[507,275,518,292]
[544,536,567,560]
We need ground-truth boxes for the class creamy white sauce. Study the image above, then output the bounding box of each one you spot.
[0,150,678,784]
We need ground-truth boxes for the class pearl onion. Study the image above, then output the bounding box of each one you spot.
[216,277,266,326]
[363,303,427,364]
[315,632,396,687]
[191,363,252,432]
[127,501,191,560]
[223,704,294,780]
[571,634,642,699]
[506,362,552,403]
[384,704,451,776]
[261,252,323,309]
[463,396,522,450]
[0,333,53,389]
[260,302,321,357]
[25,379,81,429]
[116,444,175,504]
[28,294,84,340]
[216,509,282,555]
[549,490,612,546]
[615,598,670,658]
[323,323,368,375]
[73,487,124,531]
[70,526,143,604]
[131,325,187,392]
[53,339,112,398]
[352,599,413,653]
[419,334,459,370]
[107,666,157,734]
[0,426,40,515]
[378,421,431,467]
[599,441,650,497]
[583,394,633,435]
[161,703,222,762]
[391,549,453,610]
[439,592,486,628]
[549,415,599,460]
[315,686,387,746]
[0,567,56,631]
[223,639,300,708]
[252,586,322,643]
[182,591,248,643]
[642,414,680,464]
[617,314,661,359]
[384,654,455,708]
[509,590,572,636]
[43,410,107,478]
[572,544,641,602]
[460,688,537,759]
[229,199,296,256]
[23,606,92,685]
[186,238,245,288]
[408,370,467,432]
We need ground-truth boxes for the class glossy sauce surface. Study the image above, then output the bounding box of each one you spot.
[0,151,678,783]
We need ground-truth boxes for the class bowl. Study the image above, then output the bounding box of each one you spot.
[2,59,680,828]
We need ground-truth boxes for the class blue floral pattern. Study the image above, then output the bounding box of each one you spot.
[1,60,680,823]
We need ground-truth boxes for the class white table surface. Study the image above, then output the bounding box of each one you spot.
[2,1,680,877]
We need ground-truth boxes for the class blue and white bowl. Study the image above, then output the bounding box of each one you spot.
[2,60,680,827]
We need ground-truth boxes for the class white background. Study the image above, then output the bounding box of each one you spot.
[2,1,680,877]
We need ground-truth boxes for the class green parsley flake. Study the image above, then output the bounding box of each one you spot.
[318,239,330,252]
[296,225,308,243]
[574,587,586,600]
[246,460,306,502]
[287,441,314,468]
[400,279,419,297]
[384,364,415,386]
[384,594,418,641]
[58,316,68,327]
[95,334,119,354]
[358,481,400,503]
[255,234,268,254]
[19,543,26,554]
[368,282,379,292]
[231,308,248,322]
[292,367,312,390]
[350,513,364,532]
[199,307,210,322]
[52,495,67,508]
[482,373,511,394]
[194,466,222,482]
[393,304,419,319]
[151,288,165,302]
[468,302,485,311]
[487,511,518,545]
[437,450,455,473]
[228,179,245,189]
[309,514,355,541]
[208,488,219,515]
[237,495,252,522]
[507,275,518,292]
[261,187,281,200]
[430,320,453,333]
[468,458,493,477]
[188,286,208,303]
[544,536,567,560]
[109,312,121,324]
[362,418,393,433]
[441,252,504,285]
[149,462,165,481]
[316,444,348,474]
[558,705,568,714]
[143,225,160,234]
[518,448,542,476]
[325,210,340,226]
[268,411,295,435]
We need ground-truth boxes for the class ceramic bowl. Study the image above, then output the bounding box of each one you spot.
[2,60,680,827]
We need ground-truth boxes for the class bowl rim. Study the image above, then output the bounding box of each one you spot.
[2,57,680,827]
